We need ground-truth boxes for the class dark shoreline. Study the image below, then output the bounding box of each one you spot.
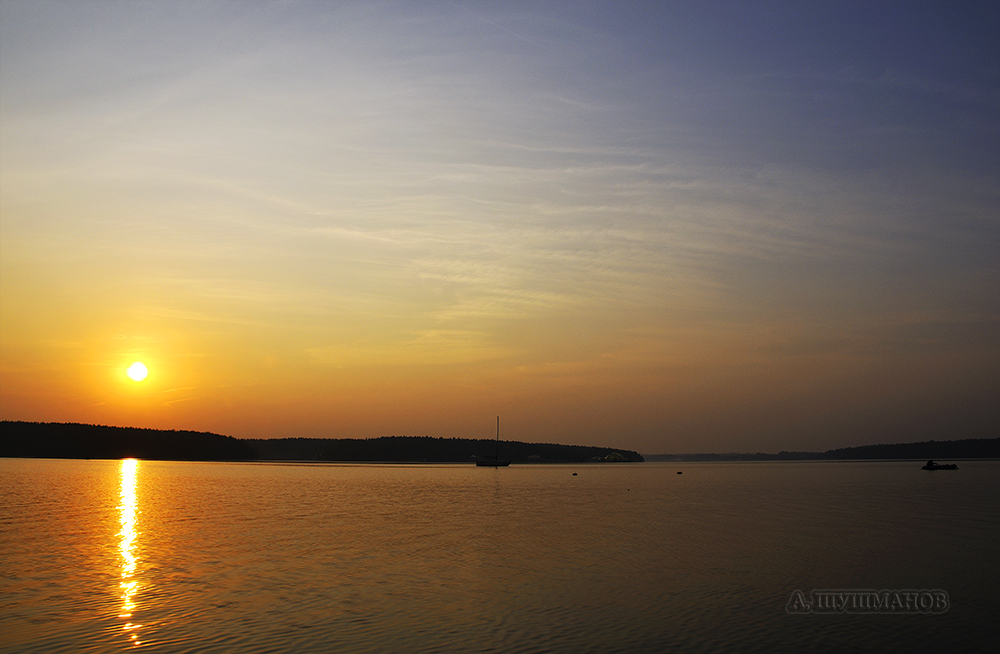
[646,437,1000,462]
[0,421,643,463]
[3,421,997,464]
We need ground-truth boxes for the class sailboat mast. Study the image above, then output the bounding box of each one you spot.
[495,416,500,459]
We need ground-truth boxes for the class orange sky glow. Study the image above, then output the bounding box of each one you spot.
[2,3,997,453]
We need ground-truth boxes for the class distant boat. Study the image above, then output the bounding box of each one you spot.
[921,460,958,470]
[476,416,511,467]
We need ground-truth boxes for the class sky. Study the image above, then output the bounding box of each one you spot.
[1,1,998,454]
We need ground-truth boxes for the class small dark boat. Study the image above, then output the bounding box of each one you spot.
[476,416,511,467]
[921,460,958,471]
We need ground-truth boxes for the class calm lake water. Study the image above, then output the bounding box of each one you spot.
[1,458,997,653]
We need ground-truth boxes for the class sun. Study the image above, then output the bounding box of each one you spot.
[126,362,148,382]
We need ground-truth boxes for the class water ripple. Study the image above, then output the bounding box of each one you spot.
[1,459,997,652]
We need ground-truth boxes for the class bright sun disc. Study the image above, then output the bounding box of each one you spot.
[126,362,148,382]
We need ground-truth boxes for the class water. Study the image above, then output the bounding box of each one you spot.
[1,458,997,652]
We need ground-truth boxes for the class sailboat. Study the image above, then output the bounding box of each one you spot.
[476,416,511,467]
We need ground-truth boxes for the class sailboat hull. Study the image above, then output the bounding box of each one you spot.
[476,459,511,467]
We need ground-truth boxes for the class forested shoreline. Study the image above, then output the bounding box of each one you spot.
[1,421,642,463]
[3,421,996,463]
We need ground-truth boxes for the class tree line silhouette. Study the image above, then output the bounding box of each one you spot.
[1,421,256,460]
[645,438,1000,461]
[4,421,995,463]
[1,422,643,462]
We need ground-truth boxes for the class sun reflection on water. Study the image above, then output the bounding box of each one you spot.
[118,458,142,646]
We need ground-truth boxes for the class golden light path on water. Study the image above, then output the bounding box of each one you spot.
[118,458,142,646]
